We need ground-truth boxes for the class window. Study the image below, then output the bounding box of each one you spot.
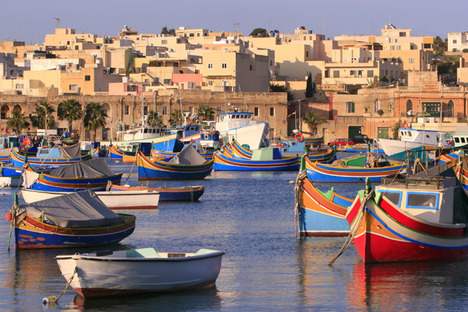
[85,75,90,81]
[254,107,259,116]
[161,40,167,44]
[350,70,355,76]
[270,107,275,116]
[399,32,406,37]
[333,70,340,78]
[409,58,414,63]
[222,63,227,69]
[208,63,213,69]
[143,106,148,115]
[69,84,77,91]
[406,100,413,114]
[124,106,129,115]
[162,106,167,115]
[447,100,454,117]
[305,51,309,57]
[453,40,457,44]
[249,65,253,70]
[163,79,171,84]
[381,191,402,207]
[407,193,439,209]
[346,101,355,113]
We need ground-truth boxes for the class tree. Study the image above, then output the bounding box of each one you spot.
[303,109,327,136]
[58,98,82,134]
[249,28,268,37]
[197,105,215,121]
[433,36,447,56]
[161,26,175,35]
[305,73,315,98]
[147,110,161,127]
[270,84,294,102]
[7,110,29,135]
[30,101,55,129]
[393,120,402,139]
[83,102,107,141]
[170,109,183,126]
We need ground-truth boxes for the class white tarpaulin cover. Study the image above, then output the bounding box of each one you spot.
[20,189,122,228]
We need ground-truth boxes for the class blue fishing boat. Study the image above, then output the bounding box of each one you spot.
[11,143,91,167]
[213,141,300,171]
[137,145,214,180]
[295,168,353,237]
[23,158,123,192]
[6,190,135,250]
[305,153,406,183]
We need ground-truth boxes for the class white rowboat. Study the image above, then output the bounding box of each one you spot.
[21,188,160,209]
[56,248,224,298]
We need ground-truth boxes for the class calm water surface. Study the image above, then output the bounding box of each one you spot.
[1,159,468,311]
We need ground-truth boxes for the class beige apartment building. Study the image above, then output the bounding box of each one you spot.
[201,50,270,92]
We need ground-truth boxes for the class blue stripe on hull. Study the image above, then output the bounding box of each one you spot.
[306,170,383,182]
[299,207,349,235]
[138,167,213,180]
[159,190,204,201]
[214,162,300,171]
[15,227,135,249]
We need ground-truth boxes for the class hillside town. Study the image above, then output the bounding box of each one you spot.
[0,24,466,142]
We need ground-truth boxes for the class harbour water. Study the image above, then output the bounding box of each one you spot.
[1,159,468,311]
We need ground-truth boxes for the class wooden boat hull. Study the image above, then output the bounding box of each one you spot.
[56,248,224,298]
[297,173,353,237]
[137,152,214,180]
[13,214,136,250]
[21,189,160,209]
[214,150,300,171]
[305,157,406,183]
[27,172,123,192]
[108,145,124,159]
[111,184,205,201]
[346,190,468,262]
[10,148,91,167]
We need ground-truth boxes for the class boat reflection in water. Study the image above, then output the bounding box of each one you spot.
[347,260,468,311]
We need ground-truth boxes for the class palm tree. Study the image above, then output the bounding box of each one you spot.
[83,102,107,141]
[147,110,161,127]
[197,105,215,121]
[7,110,29,135]
[303,110,327,136]
[30,101,55,129]
[58,99,82,134]
[170,109,183,126]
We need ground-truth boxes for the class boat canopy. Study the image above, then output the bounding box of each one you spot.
[19,190,122,227]
[44,158,116,178]
[168,144,207,165]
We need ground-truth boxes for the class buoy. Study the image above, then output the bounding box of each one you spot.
[5,212,11,221]
[295,133,304,142]
[402,122,409,128]
[42,296,57,305]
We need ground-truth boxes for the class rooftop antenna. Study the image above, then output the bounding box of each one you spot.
[54,18,60,29]
[234,23,239,34]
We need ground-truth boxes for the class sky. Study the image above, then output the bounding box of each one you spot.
[2,0,468,44]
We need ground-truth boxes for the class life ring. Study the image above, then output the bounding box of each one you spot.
[402,122,408,128]
[295,133,304,142]
[186,119,192,125]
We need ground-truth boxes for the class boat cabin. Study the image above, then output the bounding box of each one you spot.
[119,126,169,141]
[216,112,254,132]
[376,176,457,224]
[399,128,450,147]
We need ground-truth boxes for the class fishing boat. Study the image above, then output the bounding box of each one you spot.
[108,145,124,159]
[377,127,450,160]
[305,153,406,183]
[111,184,205,201]
[345,163,468,262]
[56,247,224,298]
[345,143,384,154]
[151,143,214,161]
[93,146,107,158]
[22,158,123,192]
[295,168,353,237]
[213,141,300,171]
[215,111,269,150]
[137,145,214,180]
[21,188,160,209]
[6,190,136,250]
[10,143,91,167]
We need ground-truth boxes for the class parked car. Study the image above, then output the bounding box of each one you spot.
[353,134,371,144]
[328,138,355,147]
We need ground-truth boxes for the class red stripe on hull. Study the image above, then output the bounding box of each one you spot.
[353,231,468,262]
